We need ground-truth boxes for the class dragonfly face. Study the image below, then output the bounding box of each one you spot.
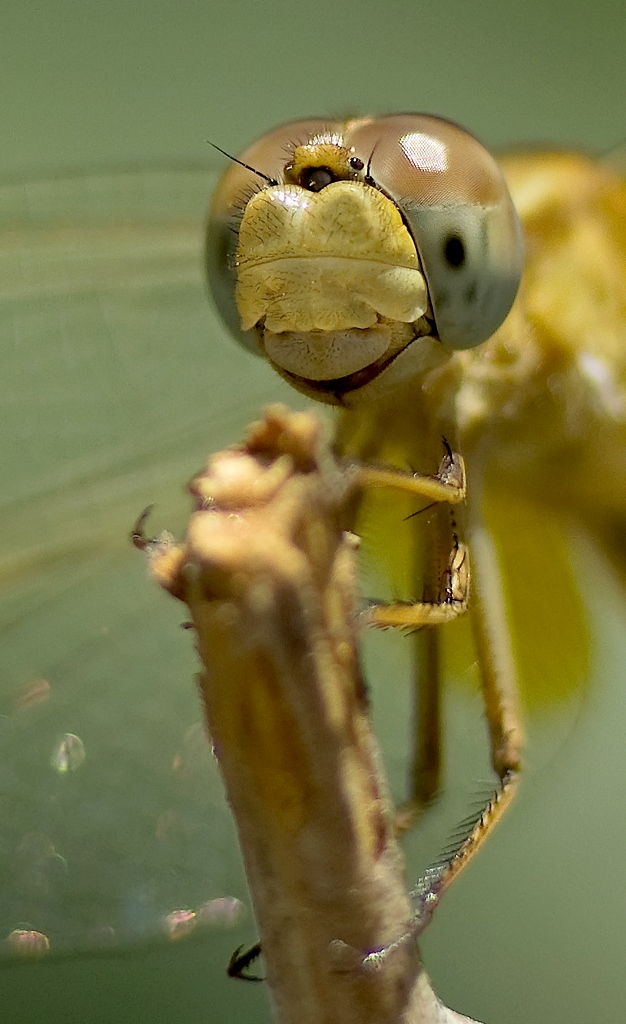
[207,114,524,404]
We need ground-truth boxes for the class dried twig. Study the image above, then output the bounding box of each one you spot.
[140,405,482,1024]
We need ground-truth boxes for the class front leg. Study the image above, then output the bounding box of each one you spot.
[349,446,468,831]
[364,535,469,629]
[348,440,466,506]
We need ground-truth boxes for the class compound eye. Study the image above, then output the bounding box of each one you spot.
[345,114,524,349]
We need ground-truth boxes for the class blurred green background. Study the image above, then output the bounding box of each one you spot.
[1,1,625,1023]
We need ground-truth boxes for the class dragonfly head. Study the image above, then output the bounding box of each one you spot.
[207,115,523,405]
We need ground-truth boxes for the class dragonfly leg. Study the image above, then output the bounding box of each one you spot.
[353,450,469,832]
[352,445,468,632]
[394,627,442,834]
[349,444,466,506]
[227,941,264,982]
[398,505,523,841]
[405,770,518,941]
[363,501,469,832]
[363,536,469,630]
[333,773,519,974]
[407,493,524,906]
[467,504,524,783]
[405,495,523,883]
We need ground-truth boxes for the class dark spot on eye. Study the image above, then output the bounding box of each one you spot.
[349,156,364,171]
[443,235,465,268]
[464,283,477,304]
[303,167,334,192]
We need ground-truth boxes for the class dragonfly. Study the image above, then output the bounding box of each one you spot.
[205,113,626,882]
[0,115,624,996]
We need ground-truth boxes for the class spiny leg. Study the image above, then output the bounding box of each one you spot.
[341,773,519,974]
[365,531,468,834]
[415,489,523,858]
[352,447,469,638]
[348,488,524,973]
[353,453,468,831]
[227,942,264,982]
[349,442,466,507]
[354,449,521,784]
[363,537,469,630]
[355,492,525,968]
[407,492,525,902]
[364,464,521,827]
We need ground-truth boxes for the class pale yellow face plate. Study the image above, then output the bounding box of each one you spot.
[235,179,428,380]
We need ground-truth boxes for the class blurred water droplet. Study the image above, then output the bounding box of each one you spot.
[51,733,85,774]
[6,929,50,956]
[197,896,244,928]
[44,851,69,883]
[13,678,51,714]
[14,833,69,900]
[163,909,196,941]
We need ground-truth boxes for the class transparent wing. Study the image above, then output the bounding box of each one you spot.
[0,166,302,954]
